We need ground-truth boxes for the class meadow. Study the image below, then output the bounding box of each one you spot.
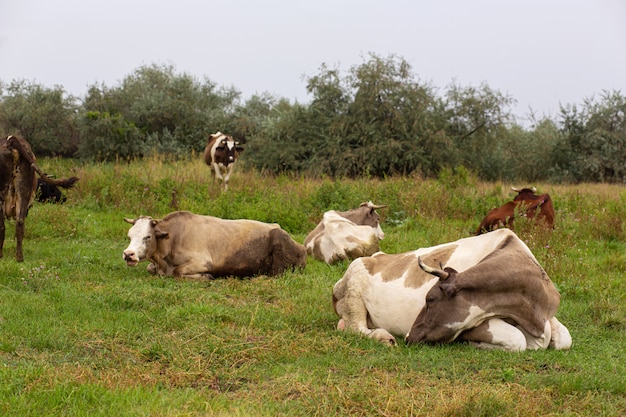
[0,156,625,416]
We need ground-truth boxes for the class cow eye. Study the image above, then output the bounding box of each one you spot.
[143,235,152,241]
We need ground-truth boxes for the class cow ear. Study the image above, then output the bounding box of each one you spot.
[154,229,169,239]
[440,282,458,298]
[236,145,244,152]
[124,218,136,225]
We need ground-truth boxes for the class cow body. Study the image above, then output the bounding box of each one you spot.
[37,177,67,203]
[332,228,571,351]
[123,211,306,279]
[475,187,555,234]
[304,201,386,264]
[203,132,243,191]
[0,136,78,261]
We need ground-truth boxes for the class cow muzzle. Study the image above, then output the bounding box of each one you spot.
[123,251,139,267]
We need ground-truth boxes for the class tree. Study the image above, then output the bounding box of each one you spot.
[0,80,79,156]
[442,82,515,180]
[79,63,240,160]
[558,90,626,183]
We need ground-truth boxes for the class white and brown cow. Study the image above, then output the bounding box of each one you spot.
[304,201,386,264]
[332,228,572,351]
[203,132,244,191]
[123,211,306,279]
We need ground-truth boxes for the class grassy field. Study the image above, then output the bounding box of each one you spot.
[1,157,625,416]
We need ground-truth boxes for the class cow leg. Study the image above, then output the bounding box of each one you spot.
[0,211,4,259]
[459,318,527,352]
[516,319,552,350]
[548,317,572,350]
[212,164,224,184]
[15,218,25,262]
[222,165,234,191]
[333,275,396,346]
[172,262,215,280]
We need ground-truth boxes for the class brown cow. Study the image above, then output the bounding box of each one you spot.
[475,187,554,235]
[123,211,306,279]
[0,136,79,261]
[203,132,244,191]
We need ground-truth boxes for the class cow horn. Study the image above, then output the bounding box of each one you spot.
[417,256,449,280]
[363,201,387,210]
[511,187,520,192]
[124,218,137,225]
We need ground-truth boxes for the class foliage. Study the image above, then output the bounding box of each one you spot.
[78,63,240,160]
[558,90,626,183]
[0,158,624,416]
[0,80,79,156]
[1,60,625,183]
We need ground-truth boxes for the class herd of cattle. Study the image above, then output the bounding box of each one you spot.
[1,134,571,352]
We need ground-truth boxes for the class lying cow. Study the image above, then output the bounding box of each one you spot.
[203,132,244,191]
[1,136,78,261]
[332,228,572,351]
[304,201,386,264]
[123,211,306,279]
[475,187,554,234]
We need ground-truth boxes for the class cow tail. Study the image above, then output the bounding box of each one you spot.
[8,136,79,189]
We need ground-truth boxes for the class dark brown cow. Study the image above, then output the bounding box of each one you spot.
[0,136,79,261]
[475,187,554,234]
[37,177,67,203]
[203,132,244,191]
[123,211,306,279]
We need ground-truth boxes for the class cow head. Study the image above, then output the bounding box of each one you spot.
[338,201,387,239]
[406,240,560,345]
[512,186,537,198]
[404,258,469,344]
[215,134,244,164]
[122,216,168,266]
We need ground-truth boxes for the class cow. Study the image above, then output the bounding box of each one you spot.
[203,132,244,191]
[475,187,555,234]
[332,228,572,352]
[0,136,79,261]
[37,177,67,203]
[122,211,306,279]
[304,201,386,264]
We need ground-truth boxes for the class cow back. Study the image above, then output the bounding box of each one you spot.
[152,211,303,277]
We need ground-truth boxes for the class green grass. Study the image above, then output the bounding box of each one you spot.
[0,157,625,416]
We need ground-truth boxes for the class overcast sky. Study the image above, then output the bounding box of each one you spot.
[1,0,625,124]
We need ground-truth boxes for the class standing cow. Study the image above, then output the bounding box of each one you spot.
[203,132,244,191]
[333,228,572,351]
[0,136,79,261]
[123,211,306,279]
[475,187,554,234]
[304,201,386,264]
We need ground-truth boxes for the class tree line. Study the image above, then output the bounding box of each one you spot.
[1,55,624,183]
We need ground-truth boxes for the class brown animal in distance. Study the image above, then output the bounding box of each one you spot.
[475,187,554,235]
[0,136,79,261]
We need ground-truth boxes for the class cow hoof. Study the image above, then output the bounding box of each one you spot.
[369,329,397,346]
[337,319,346,331]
